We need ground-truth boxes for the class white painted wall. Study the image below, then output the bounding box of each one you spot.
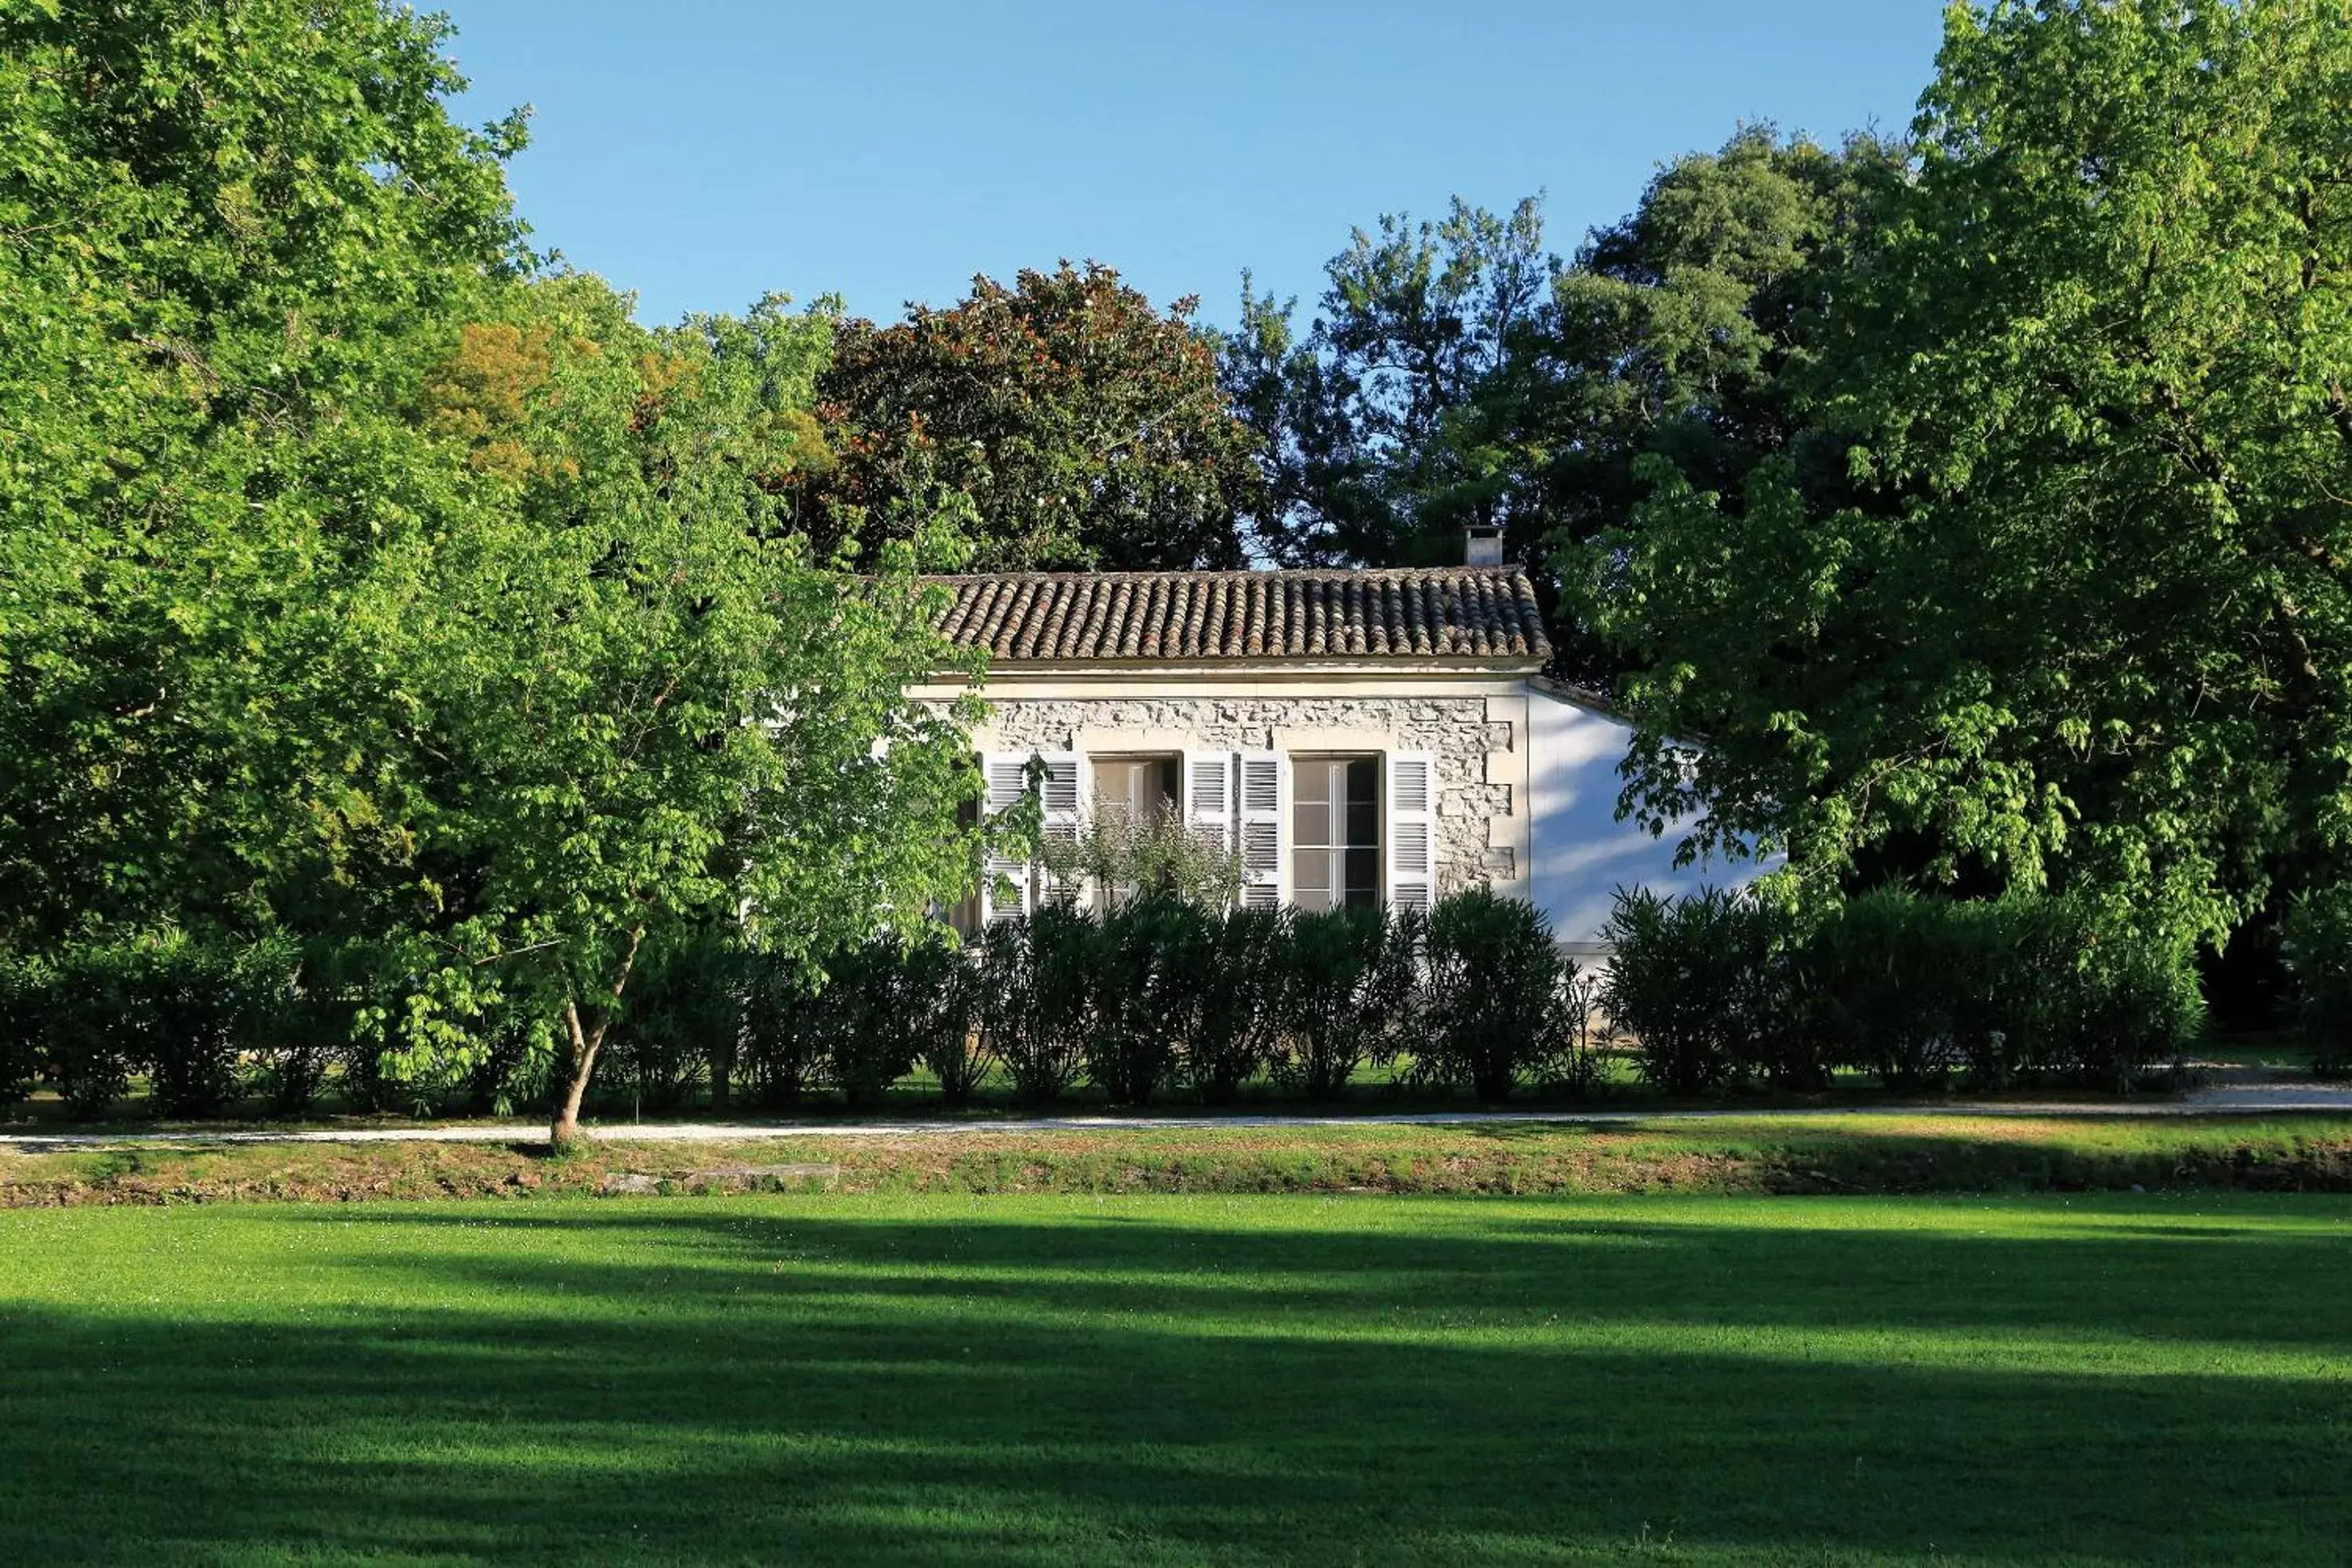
[1526,684,1768,949]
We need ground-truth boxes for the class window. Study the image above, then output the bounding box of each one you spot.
[1291,755,1380,910]
[1090,755,1179,909]
[1092,756,1179,827]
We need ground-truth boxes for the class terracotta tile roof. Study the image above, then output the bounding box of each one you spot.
[928,567,1550,665]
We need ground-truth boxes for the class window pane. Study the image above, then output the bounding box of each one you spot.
[1344,847,1379,905]
[1293,797,1330,847]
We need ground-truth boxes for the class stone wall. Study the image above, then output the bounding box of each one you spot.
[964,694,1519,894]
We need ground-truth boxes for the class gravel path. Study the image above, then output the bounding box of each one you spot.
[5,1074,2349,1148]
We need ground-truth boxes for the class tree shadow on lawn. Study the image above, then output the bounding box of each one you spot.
[2,1200,2348,1565]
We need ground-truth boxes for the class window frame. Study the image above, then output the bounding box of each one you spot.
[1289,752,1383,912]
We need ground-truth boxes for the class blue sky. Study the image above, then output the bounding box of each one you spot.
[442,2,1948,332]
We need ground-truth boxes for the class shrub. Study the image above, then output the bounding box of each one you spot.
[0,954,45,1112]
[127,933,242,1117]
[1795,890,2203,1093]
[1601,886,1794,1095]
[738,952,829,1109]
[1189,905,1288,1103]
[1810,890,1968,1090]
[232,935,353,1116]
[2284,882,2352,1073]
[820,936,922,1110]
[603,932,736,1116]
[1421,888,1573,1101]
[978,905,1098,1105]
[2063,914,2204,1089]
[1549,959,1611,1099]
[1271,904,1419,1100]
[1089,894,1215,1105]
[902,933,985,1107]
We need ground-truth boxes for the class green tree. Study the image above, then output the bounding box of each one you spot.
[1572,0,2352,949]
[382,278,983,1147]
[1222,198,1552,569]
[805,262,1262,571]
[0,0,527,946]
[0,2,988,1144]
[1224,139,1896,681]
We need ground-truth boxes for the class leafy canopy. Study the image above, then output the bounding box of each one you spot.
[806,262,1262,572]
[1571,0,2352,944]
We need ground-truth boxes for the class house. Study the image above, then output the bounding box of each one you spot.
[912,530,1754,950]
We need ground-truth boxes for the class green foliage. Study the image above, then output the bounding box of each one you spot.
[1571,1,2352,948]
[1270,905,1420,1100]
[738,953,830,1110]
[0,4,984,1143]
[0,0,526,949]
[1188,906,1289,1104]
[1224,135,1897,679]
[1419,887,1592,1101]
[1038,803,1246,911]
[1603,886,2205,1093]
[900,933,985,1109]
[1087,895,1218,1105]
[810,263,1262,570]
[978,906,1098,1105]
[1223,199,1552,571]
[601,933,739,1117]
[2284,881,2352,1069]
[1600,887,1795,1095]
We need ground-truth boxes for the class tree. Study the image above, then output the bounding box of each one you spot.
[1221,198,1553,569]
[363,276,988,1148]
[1514,129,1902,612]
[0,2,988,1145]
[0,0,528,947]
[1223,140,1898,682]
[1571,0,2352,950]
[804,262,1262,571]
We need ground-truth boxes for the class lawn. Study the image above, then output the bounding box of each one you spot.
[3,1193,2348,1564]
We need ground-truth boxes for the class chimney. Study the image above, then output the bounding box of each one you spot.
[1462,525,1504,567]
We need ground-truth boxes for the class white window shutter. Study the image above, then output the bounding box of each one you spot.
[1035,750,1085,905]
[978,752,1031,925]
[1235,750,1287,909]
[1182,749,1236,907]
[1182,749,1233,848]
[1386,750,1437,915]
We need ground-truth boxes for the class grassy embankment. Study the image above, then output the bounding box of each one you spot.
[6,1114,2352,1204]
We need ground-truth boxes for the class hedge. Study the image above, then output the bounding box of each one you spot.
[0,885,2217,1121]
[1601,886,2206,1094]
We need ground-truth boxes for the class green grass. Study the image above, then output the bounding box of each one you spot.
[4,1192,2349,1563]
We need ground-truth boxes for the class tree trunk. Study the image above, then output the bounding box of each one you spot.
[550,926,646,1152]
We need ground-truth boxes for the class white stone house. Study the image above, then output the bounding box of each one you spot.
[912,538,1749,950]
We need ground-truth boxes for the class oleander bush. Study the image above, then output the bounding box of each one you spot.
[1600,886,1795,1095]
[1271,904,1420,1100]
[738,951,831,1109]
[0,953,45,1112]
[902,932,985,1107]
[0,884,2211,1120]
[1189,905,1289,1104]
[603,932,737,1116]
[234,936,366,1116]
[1421,887,1576,1101]
[1088,894,1218,1105]
[1602,886,2209,1094]
[2284,882,2352,1073]
[980,904,1098,1105]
